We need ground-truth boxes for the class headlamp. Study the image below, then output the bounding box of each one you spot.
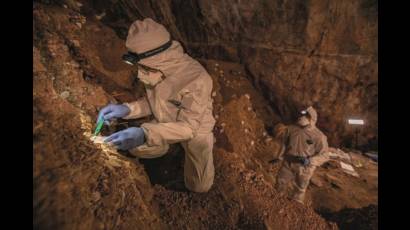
[298,110,311,119]
[122,52,140,65]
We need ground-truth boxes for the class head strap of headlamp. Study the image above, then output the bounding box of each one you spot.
[128,39,173,62]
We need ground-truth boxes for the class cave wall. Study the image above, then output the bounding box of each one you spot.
[74,0,377,148]
[33,4,168,229]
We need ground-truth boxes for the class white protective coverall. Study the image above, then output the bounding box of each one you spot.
[122,18,215,193]
[275,106,329,203]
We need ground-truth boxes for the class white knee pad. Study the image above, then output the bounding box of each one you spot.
[129,143,169,159]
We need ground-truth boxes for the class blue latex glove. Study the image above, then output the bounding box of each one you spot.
[97,104,130,124]
[104,127,145,150]
[302,157,310,166]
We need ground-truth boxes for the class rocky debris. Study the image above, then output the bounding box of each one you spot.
[310,176,323,188]
[152,146,337,230]
[62,0,83,12]
[328,147,352,162]
[69,12,86,29]
[340,162,359,178]
[349,153,366,168]
[33,70,165,229]
[308,151,377,223]
[264,137,273,143]
[71,39,80,47]
[325,174,344,189]
[59,90,70,99]
[229,69,242,76]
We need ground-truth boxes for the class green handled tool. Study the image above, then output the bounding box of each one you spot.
[93,118,105,136]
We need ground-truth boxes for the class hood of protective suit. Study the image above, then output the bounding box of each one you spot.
[125,18,190,79]
[125,18,170,54]
[306,106,318,126]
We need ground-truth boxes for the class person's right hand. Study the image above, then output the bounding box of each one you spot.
[97,104,130,124]
[104,127,145,150]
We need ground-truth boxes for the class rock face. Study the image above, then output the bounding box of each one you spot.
[33,5,165,229]
[78,0,378,149]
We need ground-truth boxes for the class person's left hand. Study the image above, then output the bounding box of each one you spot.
[104,127,145,150]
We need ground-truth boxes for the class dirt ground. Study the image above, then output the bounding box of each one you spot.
[33,3,378,230]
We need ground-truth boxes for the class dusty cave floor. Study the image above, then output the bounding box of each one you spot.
[33,3,377,230]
